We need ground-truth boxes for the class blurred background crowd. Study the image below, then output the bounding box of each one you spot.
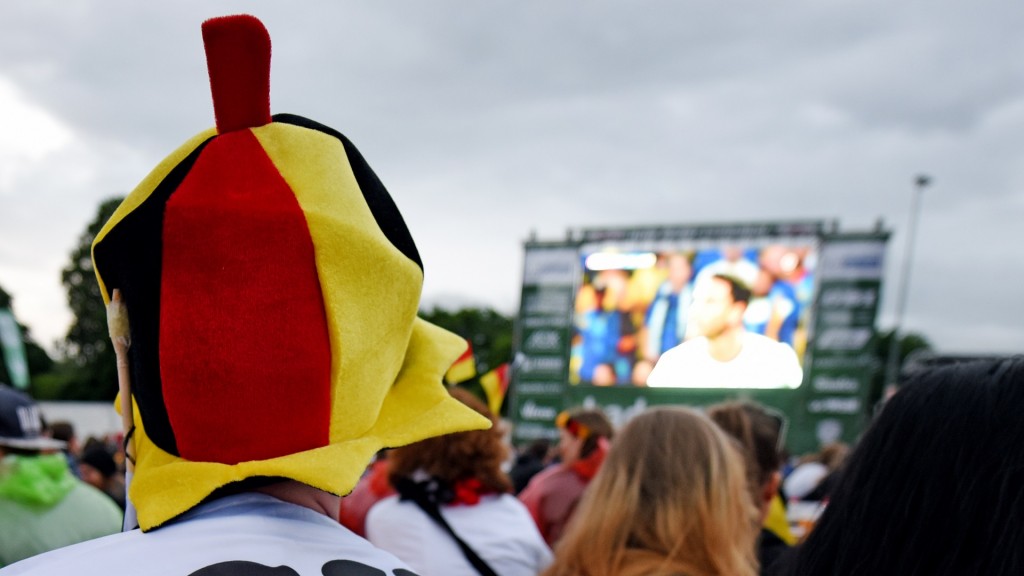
[4,354,1021,574]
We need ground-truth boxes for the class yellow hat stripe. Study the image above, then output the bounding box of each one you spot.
[91,128,217,305]
[251,123,423,443]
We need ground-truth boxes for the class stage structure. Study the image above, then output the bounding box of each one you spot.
[508,220,889,454]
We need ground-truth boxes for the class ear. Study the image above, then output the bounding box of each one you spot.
[730,300,748,326]
[762,470,782,507]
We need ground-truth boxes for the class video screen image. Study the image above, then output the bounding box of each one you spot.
[569,242,817,387]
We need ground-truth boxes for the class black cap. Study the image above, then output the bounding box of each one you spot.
[0,385,66,451]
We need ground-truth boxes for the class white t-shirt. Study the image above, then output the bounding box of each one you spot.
[366,493,553,576]
[646,332,803,389]
[2,493,414,576]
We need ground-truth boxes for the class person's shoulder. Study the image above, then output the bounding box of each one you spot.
[647,338,707,386]
[519,463,575,499]
[1,529,139,575]
[67,480,123,519]
[5,505,414,576]
[484,492,536,518]
[524,463,563,486]
[743,332,796,353]
[363,493,402,524]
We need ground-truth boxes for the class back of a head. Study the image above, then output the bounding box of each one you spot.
[562,407,614,459]
[0,385,66,455]
[783,357,1024,576]
[706,401,782,490]
[47,421,75,445]
[388,387,511,494]
[816,442,849,471]
[87,15,490,531]
[713,273,751,306]
[545,407,757,576]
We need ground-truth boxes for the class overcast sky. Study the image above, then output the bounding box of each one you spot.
[1,1,1022,357]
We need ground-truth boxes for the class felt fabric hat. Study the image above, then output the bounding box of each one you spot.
[0,385,66,452]
[90,14,489,531]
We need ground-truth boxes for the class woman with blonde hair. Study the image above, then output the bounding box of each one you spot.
[544,407,758,576]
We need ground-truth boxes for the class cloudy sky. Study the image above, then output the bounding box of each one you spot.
[0,1,1021,357]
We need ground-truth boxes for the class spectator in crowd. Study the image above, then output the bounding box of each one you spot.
[0,385,122,567]
[543,406,758,576]
[46,421,81,479]
[79,445,127,511]
[769,357,1024,576]
[519,407,614,546]
[367,387,552,575]
[3,14,490,575]
[509,439,551,495]
[707,401,795,573]
[782,442,848,502]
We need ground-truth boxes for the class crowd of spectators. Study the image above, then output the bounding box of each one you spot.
[5,356,1023,574]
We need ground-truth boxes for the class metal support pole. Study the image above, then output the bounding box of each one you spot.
[884,175,930,387]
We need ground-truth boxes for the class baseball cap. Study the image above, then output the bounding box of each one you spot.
[0,385,66,452]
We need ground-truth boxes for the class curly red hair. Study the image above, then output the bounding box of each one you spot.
[388,387,512,494]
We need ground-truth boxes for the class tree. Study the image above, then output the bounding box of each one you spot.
[420,306,514,375]
[59,197,124,400]
[868,329,932,409]
[420,306,514,415]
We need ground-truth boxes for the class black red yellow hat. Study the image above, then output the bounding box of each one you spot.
[90,14,489,531]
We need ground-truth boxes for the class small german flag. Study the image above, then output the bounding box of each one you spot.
[444,340,477,385]
[479,363,510,416]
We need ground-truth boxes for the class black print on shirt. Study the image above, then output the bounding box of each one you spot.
[321,560,386,576]
[189,562,299,576]
[187,561,419,576]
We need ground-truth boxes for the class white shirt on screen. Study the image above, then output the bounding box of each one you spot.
[646,332,803,389]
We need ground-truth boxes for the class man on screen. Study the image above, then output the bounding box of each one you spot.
[646,274,803,389]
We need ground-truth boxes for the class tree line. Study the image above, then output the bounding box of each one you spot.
[3,198,925,404]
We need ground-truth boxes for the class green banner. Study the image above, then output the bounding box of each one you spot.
[798,235,888,453]
[0,308,30,389]
[509,244,578,444]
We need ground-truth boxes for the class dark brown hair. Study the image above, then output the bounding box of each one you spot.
[562,407,614,459]
[706,400,783,488]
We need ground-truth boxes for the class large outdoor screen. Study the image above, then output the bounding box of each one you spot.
[569,223,821,387]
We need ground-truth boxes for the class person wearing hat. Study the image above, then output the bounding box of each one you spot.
[1,14,489,576]
[518,407,614,546]
[0,385,122,568]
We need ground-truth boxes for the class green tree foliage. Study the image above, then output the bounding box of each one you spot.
[59,197,124,400]
[420,306,514,416]
[420,306,514,375]
[868,329,932,409]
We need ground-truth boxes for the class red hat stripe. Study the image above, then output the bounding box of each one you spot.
[202,15,272,133]
[159,130,331,464]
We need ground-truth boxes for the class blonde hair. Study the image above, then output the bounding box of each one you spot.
[543,407,758,576]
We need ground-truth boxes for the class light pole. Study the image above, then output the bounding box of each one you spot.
[884,174,931,389]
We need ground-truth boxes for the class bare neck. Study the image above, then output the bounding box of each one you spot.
[707,326,745,362]
[254,480,340,519]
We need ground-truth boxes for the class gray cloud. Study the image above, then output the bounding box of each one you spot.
[0,1,1022,355]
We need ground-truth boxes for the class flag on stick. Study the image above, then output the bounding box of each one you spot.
[444,340,477,385]
[479,363,510,416]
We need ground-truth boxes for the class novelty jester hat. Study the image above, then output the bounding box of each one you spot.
[91,14,489,531]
